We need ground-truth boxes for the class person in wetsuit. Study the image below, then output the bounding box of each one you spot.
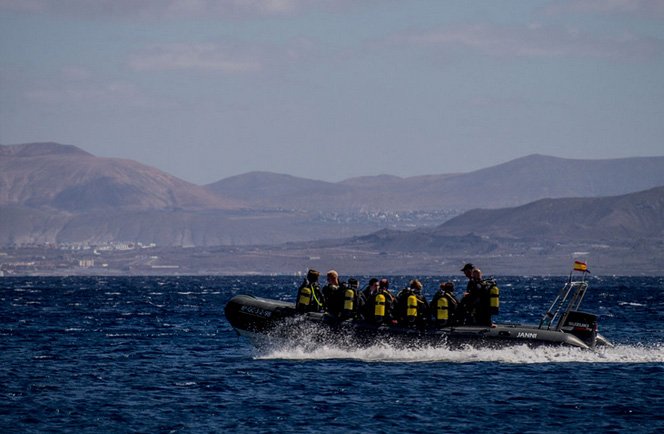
[322,270,343,317]
[461,263,475,293]
[431,281,460,328]
[362,278,380,301]
[363,278,395,325]
[295,269,324,313]
[455,267,493,326]
[395,279,429,327]
[341,277,364,319]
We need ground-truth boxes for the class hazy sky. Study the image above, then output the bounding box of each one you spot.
[1,1,663,185]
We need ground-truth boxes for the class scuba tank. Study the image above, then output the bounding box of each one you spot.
[406,294,418,324]
[296,286,312,313]
[490,285,499,315]
[343,288,355,318]
[435,295,449,327]
[374,293,386,324]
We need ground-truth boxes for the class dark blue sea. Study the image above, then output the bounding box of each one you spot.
[1,275,663,434]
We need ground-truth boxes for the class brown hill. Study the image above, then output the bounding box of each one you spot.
[206,171,405,213]
[145,186,663,275]
[2,142,663,252]
[0,142,245,212]
[433,186,664,242]
[257,186,663,274]
[205,171,352,210]
[206,154,664,212]
[344,186,664,253]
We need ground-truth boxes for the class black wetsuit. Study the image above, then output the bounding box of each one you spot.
[296,280,324,313]
[322,284,342,316]
[395,288,429,326]
[363,289,395,324]
[456,279,492,326]
[342,281,364,319]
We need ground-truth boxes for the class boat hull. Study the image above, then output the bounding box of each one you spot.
[225,294,608,350]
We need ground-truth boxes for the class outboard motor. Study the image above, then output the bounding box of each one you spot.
[561,311,598,348]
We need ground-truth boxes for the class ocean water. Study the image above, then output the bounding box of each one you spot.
[1,275,663,434]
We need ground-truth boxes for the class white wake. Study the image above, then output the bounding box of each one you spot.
[257,342,664,364]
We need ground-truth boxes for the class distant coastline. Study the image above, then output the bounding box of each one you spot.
[2,243,661,277]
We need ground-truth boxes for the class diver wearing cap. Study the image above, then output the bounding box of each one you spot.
[455,265,495,326]
[461,263,475,293]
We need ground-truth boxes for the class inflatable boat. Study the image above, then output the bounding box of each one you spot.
[225,273,612,350]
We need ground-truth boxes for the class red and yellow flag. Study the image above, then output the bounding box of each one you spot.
[574,261,590,273]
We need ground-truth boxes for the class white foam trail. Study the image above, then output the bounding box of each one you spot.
[257,343,664,364]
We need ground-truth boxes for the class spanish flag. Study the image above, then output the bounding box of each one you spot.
[574,261,590,273]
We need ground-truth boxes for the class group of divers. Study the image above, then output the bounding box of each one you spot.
[295,263,500,329]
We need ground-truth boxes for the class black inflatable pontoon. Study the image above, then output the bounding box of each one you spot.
[225,274,612,350]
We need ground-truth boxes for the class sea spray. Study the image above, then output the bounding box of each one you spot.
[257,342,664,364]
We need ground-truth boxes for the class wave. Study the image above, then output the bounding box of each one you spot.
[257,342,664,364]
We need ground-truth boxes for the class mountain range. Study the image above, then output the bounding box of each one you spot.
[1,142,663,274]
[0,142,244,212]
[206,154,664,212]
